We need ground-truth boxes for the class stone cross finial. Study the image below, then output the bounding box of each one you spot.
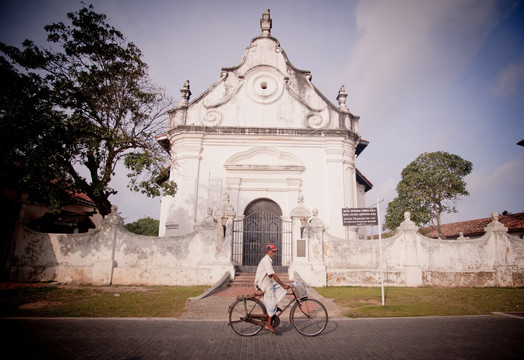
[216,193,236,218]
[291,193,310,218]
[177,80,192,107]
[102,205,124,227]
[199,207,216,229]
[309,209,325,228]
[398,211,418,232]
[336,85,349,112]
[484,212,508,234]
[260,9,272,37]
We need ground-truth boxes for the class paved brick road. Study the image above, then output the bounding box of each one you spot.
[1,315,522,359]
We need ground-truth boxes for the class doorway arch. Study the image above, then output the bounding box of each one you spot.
[244,198,282,217]
[232,198,291,269]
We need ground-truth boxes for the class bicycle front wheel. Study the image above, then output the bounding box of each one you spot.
[229,298,266,336]
[290,298,328,336]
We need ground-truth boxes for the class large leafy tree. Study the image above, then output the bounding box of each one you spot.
[384,151,473,238]
[0,56,70,210]
[0,4,176,216]
[124,217,159,236]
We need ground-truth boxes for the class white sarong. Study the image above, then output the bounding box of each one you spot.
[263,280,287,317]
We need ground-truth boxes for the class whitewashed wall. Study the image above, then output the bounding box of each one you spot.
[9,206,235,286]
[8,207,524,288]
[323,212,524,287]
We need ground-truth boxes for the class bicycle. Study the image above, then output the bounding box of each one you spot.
[227,281,328,337]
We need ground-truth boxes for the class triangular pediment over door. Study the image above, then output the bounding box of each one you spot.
[224,146,304,192]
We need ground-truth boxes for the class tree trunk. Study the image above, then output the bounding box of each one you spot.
[436,213,447,239]
[92,196,113,217]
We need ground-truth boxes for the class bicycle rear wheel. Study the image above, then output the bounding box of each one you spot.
[229,298,266,336]
[290,298,328,336]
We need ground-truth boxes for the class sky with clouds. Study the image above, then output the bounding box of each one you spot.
[1,0,523,225]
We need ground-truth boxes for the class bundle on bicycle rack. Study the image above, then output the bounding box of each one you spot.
[292,280,308,300]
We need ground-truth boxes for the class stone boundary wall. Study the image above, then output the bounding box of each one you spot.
[323,212,524,287]
[7,208,524,287]
[8,207,235,286]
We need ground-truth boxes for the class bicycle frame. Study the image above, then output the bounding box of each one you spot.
[229,283,328,337]
[274,287,302,317]
[231,285,303,326]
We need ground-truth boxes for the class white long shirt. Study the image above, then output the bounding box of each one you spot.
[254,254,275,292]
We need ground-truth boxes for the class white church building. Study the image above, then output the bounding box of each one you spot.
[9,11,524,289]
[157,10,372,271]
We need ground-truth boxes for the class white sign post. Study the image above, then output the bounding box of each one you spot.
[377,198,385,306]
[341,202,385,306]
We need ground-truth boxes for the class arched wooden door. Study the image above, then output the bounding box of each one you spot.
[232,198,291,269]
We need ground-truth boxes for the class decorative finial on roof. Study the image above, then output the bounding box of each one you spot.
[260,9,272,37]
[178,80,191,107]
[336,85,349,112]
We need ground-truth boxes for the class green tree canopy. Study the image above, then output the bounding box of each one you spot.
[0,4,176,216]
[384,151,473,238]
[0,56,71,210]
[124,217,159,236]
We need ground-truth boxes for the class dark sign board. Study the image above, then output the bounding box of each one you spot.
[342,208,378,226]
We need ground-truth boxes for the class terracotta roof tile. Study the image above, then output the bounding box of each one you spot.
[423,212,524,238]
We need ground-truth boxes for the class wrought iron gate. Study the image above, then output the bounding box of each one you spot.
[232,211,292,267]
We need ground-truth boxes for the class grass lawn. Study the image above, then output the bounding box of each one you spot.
[1,283,522,318]
[316,286,524,318]
[0,283,208,318]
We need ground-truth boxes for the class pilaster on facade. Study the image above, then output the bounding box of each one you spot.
[323,139,357,238]
[161,133,204,236]
[170,133,204,162]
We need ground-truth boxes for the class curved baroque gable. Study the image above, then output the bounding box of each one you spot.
[168,12,356,132]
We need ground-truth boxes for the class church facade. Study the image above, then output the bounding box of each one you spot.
[158,10,371,271]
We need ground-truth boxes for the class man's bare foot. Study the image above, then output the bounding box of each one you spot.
[264,325,278,334]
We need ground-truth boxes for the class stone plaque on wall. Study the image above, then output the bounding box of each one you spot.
[297,240,306,257]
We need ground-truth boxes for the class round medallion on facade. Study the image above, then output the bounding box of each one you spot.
[305,112,328,129]
[245,66,284,104]
[202,109,223,126]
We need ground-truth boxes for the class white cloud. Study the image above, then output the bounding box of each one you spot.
[491,49,524,97]
[446,157,524,221]
[468,157,524,194]
[346,0,499,117]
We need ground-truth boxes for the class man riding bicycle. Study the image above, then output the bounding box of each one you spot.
[254,244,290,334]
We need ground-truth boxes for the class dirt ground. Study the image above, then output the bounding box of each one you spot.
[0,282,158,292]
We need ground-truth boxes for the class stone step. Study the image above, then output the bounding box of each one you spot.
[229,273,289,288]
